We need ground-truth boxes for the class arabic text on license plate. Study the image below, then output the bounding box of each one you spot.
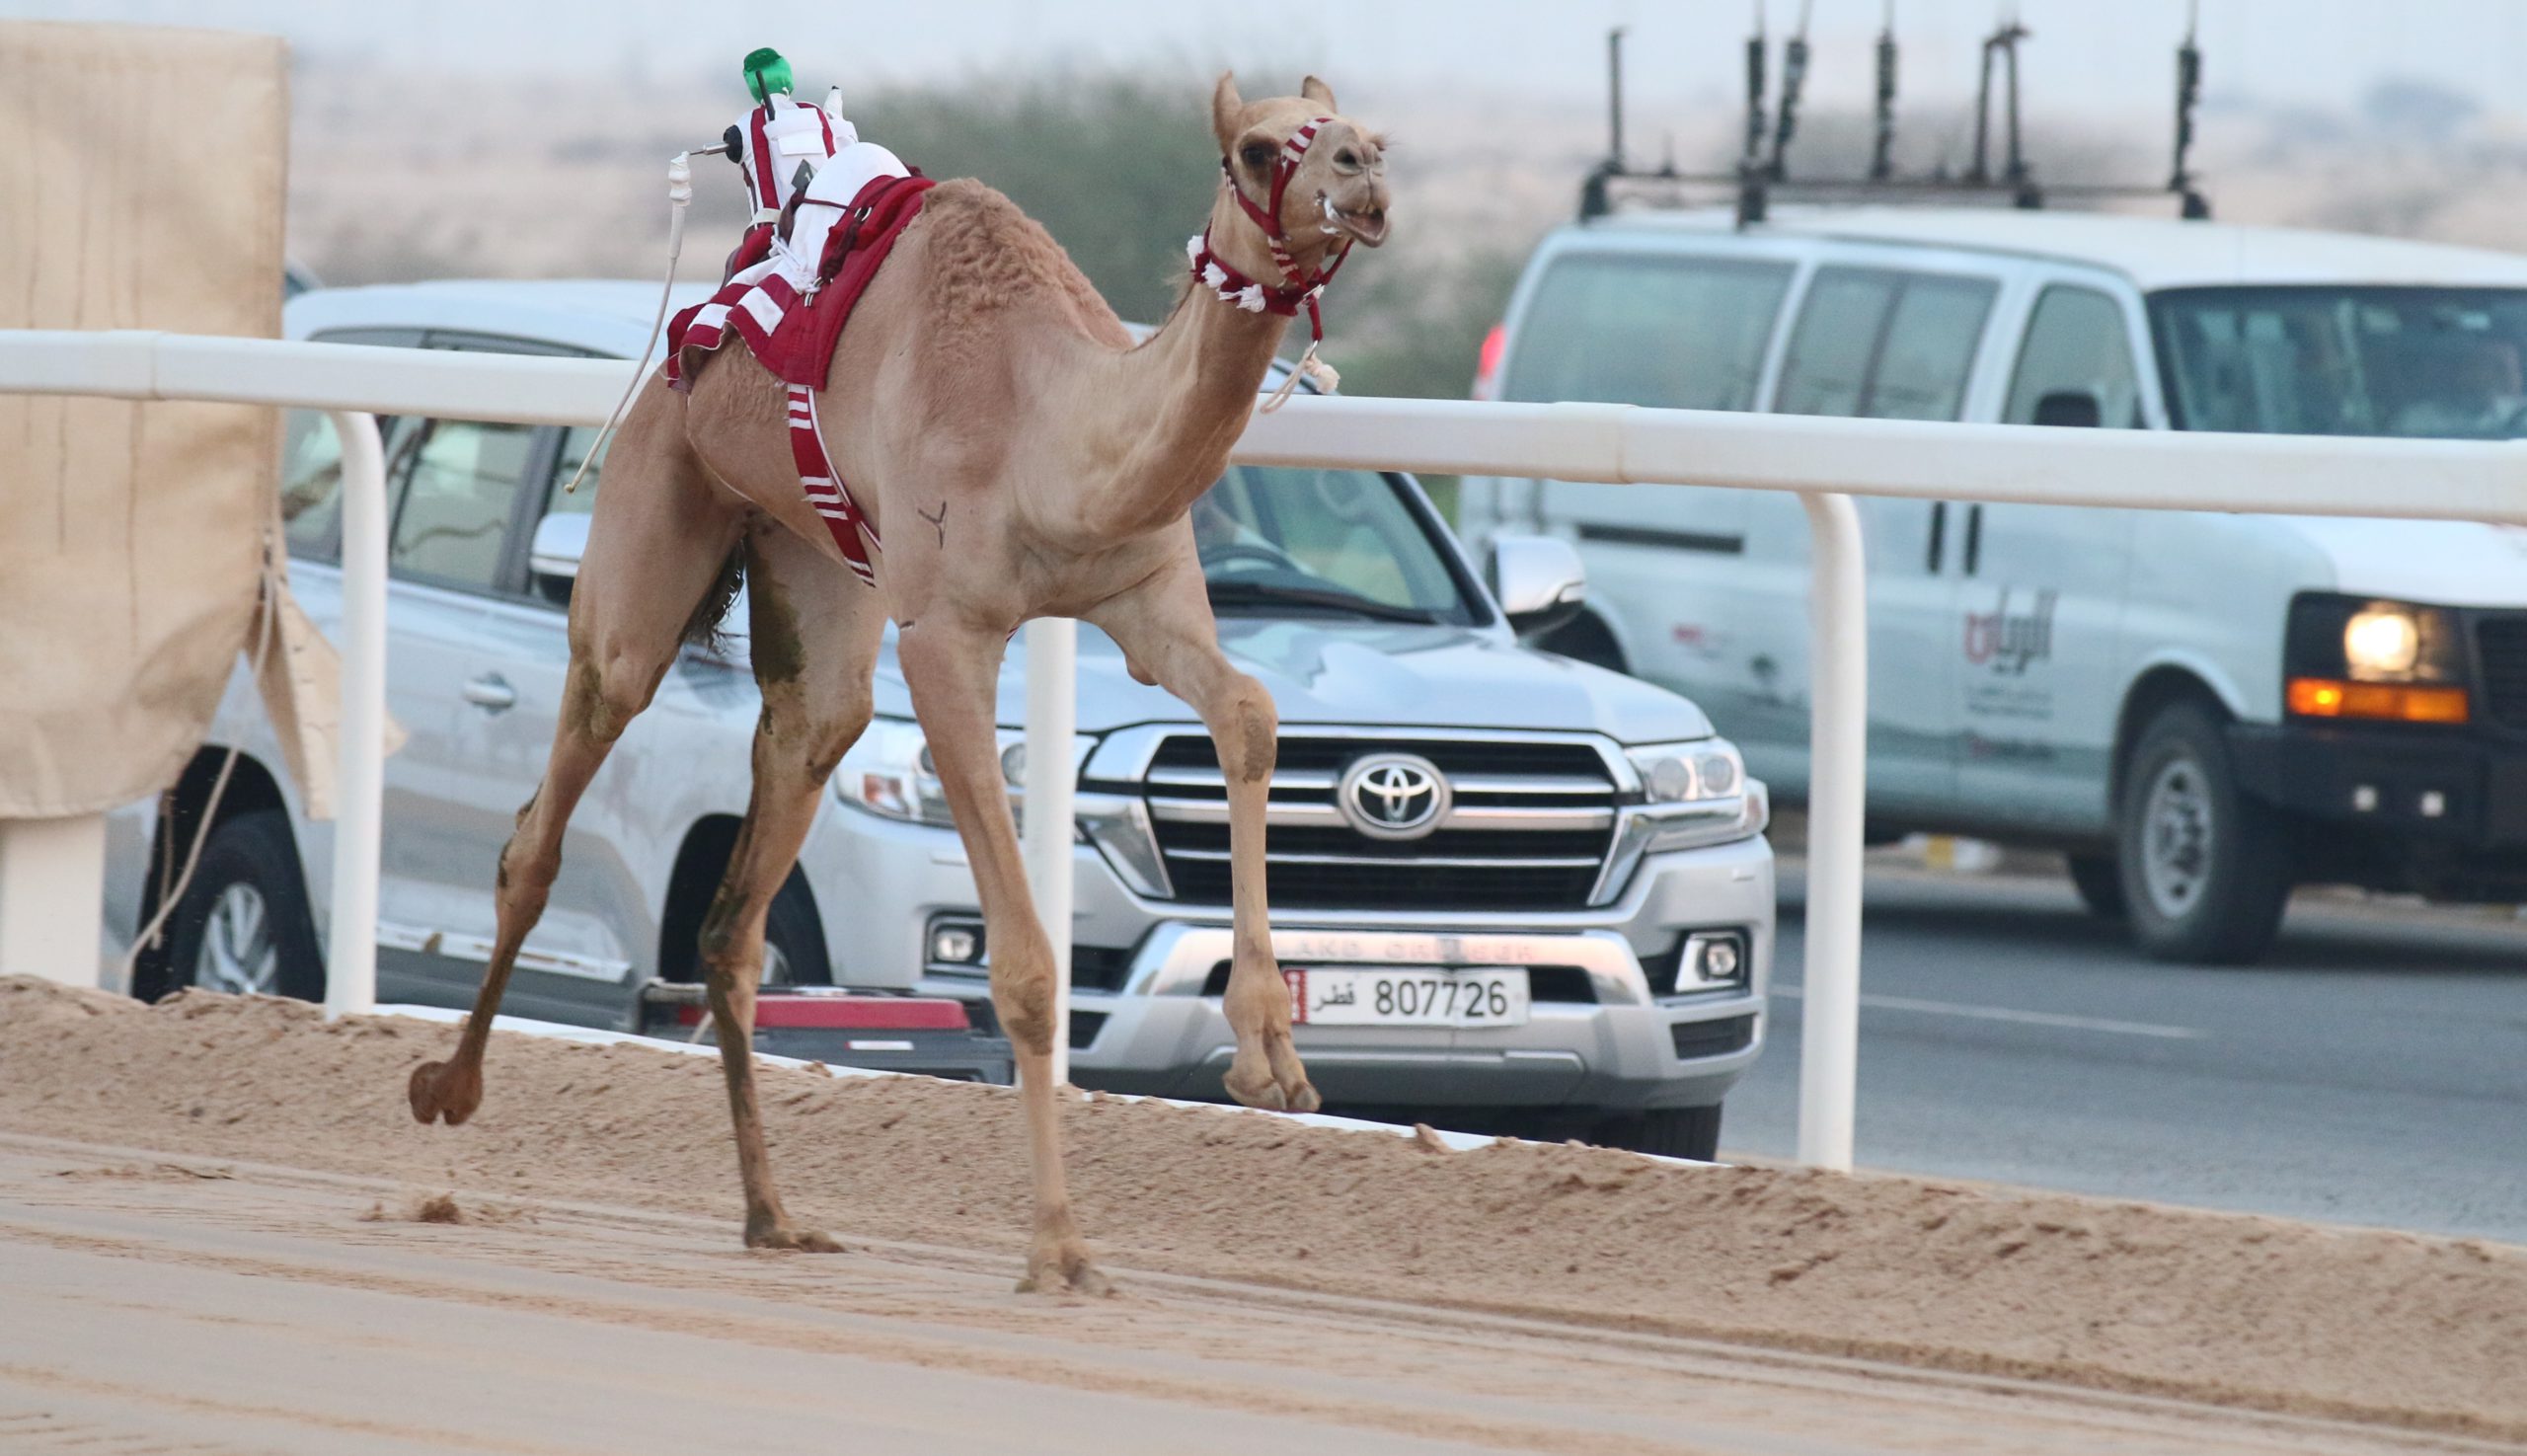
[1286,968,1531,1028]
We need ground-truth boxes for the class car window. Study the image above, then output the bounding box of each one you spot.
[1501,252,1792,411]
[1197,466,1477,623]
[1777,268,1996,421]
[2151,285,2527,438]
[279,410,345,562]
[546,424,607,521]
[1776,269,1898,417]
[387,418,541,591]
[2007,285,2141,427]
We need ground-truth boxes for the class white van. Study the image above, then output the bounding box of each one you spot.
[1463,205,2527,964]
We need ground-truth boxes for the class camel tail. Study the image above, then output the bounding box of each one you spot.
[682,542,746,651]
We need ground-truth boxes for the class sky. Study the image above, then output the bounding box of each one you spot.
[10,0,2527,123]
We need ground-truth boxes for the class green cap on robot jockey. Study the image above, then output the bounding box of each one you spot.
[742,48,794,104]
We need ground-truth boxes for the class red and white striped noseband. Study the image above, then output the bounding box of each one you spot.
[1187,115,1355,345]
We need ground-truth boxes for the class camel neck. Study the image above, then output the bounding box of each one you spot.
[1084,186,1338,533]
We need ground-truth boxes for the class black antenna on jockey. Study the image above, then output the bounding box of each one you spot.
[1871,0,1898,181]
[2171,0,2211,218]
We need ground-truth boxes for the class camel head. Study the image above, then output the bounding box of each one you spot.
[1211,73,1391,254]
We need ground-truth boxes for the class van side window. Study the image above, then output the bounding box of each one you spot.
[1777,268,1996,421]
[1502,254,1792,411]
[2006,285,2141,427]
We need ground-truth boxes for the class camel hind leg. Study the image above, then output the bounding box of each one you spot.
[408,386,744,1124]
[690,521,884,1251]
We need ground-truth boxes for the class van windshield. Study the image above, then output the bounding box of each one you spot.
[2151,285,2527,439]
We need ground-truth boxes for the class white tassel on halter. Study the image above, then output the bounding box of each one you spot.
[1260,340,1340,415]
[564,150,694,494]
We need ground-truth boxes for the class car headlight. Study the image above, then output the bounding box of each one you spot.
[1625,738,1746,804]
[2284,594,2469,725]
[833,718,1096,826]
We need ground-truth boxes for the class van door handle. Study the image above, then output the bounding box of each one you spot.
[1962,504,1984,576]
[462,673,517,713]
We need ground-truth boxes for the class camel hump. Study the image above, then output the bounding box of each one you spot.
[917,180,1126,343]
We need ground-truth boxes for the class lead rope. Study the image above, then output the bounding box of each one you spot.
[563,150,694,494]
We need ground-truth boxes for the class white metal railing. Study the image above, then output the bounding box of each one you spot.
[8,330,2526,1172]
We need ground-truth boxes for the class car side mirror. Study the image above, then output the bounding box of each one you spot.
[2033,389,2103,428]
[1489,533,1586,638]
[529,512,591,605]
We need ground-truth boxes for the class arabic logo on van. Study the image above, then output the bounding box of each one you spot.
[1339,753,1452,841]
[1963,587,2058,677]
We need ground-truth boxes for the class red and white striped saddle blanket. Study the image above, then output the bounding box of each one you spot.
[666,162,936,587]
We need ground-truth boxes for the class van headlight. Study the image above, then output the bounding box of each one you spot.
[1625,738,1746,804]
[834,719,1097,827]
[2284,594,2470,725]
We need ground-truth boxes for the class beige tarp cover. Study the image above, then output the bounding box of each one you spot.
[0,22,287,817]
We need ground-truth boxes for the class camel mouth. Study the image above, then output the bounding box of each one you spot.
[1328,202,1390,247]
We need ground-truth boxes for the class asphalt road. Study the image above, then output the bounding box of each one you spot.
[1725,869,2527,1244]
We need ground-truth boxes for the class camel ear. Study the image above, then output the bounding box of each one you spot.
[1212,72,1246,156]
[1300,75,1337,111]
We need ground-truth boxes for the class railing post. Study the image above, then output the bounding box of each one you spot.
[1022,616,1078,1085]
[323,410,385,1020]
[0,812,108,987]
[1796,491,1868,1172]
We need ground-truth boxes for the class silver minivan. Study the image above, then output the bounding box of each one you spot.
[1465,204,2527,964]
[104,279,1777,1158]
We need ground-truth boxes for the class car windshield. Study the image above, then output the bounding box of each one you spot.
[2151,285,2527,439]
[1193,465,1478,625]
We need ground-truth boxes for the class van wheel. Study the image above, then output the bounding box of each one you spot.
[1594,1104,1722,1162]
[2065,854,2126,920]
[2114,704,2292,964]
[146,809,325,1003]
[1538,612,1627,672]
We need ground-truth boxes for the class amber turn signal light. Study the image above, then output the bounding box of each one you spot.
[2286,677,2470,725]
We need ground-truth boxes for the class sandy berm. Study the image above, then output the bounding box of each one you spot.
[3,976,2520,1440]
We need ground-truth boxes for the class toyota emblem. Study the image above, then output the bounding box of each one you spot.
[1337,753,1452,840]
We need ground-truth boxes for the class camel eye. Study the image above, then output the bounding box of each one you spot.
[1336,149,1358,167]
[1240,141,1275,171]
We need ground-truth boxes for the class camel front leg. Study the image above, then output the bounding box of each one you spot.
[1091,560,1317,1112]
[895,616,1110,1295]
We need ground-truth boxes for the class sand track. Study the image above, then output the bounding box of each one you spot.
[2,977,2522,1451]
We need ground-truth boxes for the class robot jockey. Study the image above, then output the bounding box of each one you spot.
[720,47,853,278]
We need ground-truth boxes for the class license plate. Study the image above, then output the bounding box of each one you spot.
[1286,967,1531,1028]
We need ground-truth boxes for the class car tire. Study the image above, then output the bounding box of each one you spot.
[2065,853,2127,921]
[1594,1104,1723,1162]
[2114,703,2292,964]
[758,872,832,988]
[144,809,326,1004]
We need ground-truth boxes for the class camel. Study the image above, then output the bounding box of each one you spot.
[404,73,1390,1294]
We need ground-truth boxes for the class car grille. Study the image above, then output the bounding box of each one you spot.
[1135,733,1620,911]
[2480,617,2527,730]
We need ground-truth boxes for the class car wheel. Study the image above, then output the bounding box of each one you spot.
[2065,853,2127,920]
[2114,703,2292,964]
[759,873,831,988]
[1593,1104,1723,1162]
[148,809,325,1003]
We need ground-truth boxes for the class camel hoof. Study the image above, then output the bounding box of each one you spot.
[1225,1039,1319,1113]
[1018,1247,1114,1297]
[748,1225,846,1254]
[407,1059,482,1126]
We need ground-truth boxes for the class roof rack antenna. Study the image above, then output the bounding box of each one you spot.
[1766,0,1813,182]
[2171,0,2212,218]
[1579,27,1627,220]
[1871,0,1898,181]
[1742,1,1769,171]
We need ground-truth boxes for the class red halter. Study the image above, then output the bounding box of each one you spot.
[1187,115,1355,344]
